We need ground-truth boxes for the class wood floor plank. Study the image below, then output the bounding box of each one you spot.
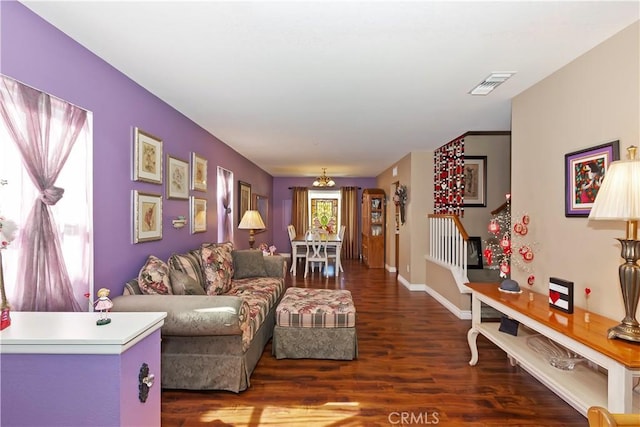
[162,259,588,426]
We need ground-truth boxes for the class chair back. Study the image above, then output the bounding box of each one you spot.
[338,225,346,241]
[305,229,328,261]
[287,224,296,242]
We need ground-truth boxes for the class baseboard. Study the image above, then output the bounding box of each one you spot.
[423,284,472,320]
[398,274,471,320]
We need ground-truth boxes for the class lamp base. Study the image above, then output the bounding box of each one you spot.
[607,322,640,343]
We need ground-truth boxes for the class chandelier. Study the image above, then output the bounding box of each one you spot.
[312,168,335,187]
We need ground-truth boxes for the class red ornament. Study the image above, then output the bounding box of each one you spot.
[520,225,528,236]
[488,220,500,234]
[500,236,511,251]
[483,248,493,266]
[499,262,510,275]
[514,223,524,234]
[585,288,591,296]
[523,251,534,261]
[527,275,535,286]
[522,214,530,225]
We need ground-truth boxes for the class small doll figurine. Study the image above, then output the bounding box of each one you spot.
[94,288,113,326]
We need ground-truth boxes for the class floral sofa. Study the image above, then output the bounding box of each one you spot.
[111,242,287,393]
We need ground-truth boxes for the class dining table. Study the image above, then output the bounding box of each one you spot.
[290,233,343,277]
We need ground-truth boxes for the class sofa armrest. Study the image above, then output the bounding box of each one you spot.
[263,255,287,278]
[111,295,247,337]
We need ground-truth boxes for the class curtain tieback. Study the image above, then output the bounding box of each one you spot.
[40,186,64,205]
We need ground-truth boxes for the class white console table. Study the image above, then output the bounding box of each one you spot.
[466,283,640,416]
[0,311,166,426]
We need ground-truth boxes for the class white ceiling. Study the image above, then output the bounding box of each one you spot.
[21,1,640,178]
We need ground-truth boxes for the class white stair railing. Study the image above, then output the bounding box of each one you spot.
[427,214,469,290]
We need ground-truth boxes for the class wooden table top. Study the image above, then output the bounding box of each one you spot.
[466,282,640,369]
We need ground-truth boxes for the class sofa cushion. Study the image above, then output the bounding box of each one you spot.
[138,255,173,295]
[201,242,234,295]
[232,250,267,279]
[171,269,206,295]
[167,250,205,290]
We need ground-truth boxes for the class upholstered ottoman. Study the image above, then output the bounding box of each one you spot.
[273,287,358,360]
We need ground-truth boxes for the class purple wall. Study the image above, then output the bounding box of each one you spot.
[271,177,377,253]
[1,2,273,295]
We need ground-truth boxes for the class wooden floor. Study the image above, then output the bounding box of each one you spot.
[161,259,587,427]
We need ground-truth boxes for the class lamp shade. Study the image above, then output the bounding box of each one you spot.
[589,156,640,221]
[238,210,266,230]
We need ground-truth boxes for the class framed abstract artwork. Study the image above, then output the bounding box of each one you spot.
[133,191,162,243]
[253,194,269,233]
[549,277,574,314]
[166,155,189,200]
[466,236,483,269]
[133,128,163,184]
[564,140,619,217]
[190,196,207,234]
[191,152,208,192]
[463,156,487,207]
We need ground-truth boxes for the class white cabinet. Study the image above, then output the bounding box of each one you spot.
[0,311,166,426]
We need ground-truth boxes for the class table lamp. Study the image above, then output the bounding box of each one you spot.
[588,145,640,342]
[238,210,266,249]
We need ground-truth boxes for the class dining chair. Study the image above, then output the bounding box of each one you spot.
[287,224,306,274]
[327,225,346,274]
[304,229,329,278]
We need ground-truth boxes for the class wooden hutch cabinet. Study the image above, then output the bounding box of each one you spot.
[361,188,385,268]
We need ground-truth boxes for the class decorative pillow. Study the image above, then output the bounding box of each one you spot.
[170,269,206,295]
[200,242,234,295]
[232,250,267,279]
[123,278,143,295]
[167,250,205,290]
[138,255,173,295]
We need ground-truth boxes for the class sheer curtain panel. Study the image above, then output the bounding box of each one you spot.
[0,75,92,311]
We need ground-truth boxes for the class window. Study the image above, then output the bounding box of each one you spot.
[0,78,93,311]
[308,189,341,233]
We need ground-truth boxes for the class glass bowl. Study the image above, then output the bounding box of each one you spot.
[526,334,585,370]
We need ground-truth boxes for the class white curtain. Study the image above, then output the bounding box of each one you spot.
[0,75,93,311]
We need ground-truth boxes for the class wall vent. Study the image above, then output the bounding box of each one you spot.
[469,72,516,96]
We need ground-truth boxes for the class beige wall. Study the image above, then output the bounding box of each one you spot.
[460,134,512,247]
[512,21,639,321]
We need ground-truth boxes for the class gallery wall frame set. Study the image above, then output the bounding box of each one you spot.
[166,155,189,200]
[564,140,620,217]
[463,156,487,208]
[133,128,163,184]
[133,191,163,243]
[191,152,208,192]
[190,197,207,234]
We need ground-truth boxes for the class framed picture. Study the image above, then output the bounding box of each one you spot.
[190,196,207,233]
[166,155,189,199]
[466,236,483,269]
[253,194,268,233]
[238,181,251,225]
[463,156,487,207]
[133,191,162,243]
[564,140,620,217]
[191,152,208,192]
[549,277,574,314]
[133,128,163,184]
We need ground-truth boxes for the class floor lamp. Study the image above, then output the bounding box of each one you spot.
[589,145,640,342]
[238,210,266,249]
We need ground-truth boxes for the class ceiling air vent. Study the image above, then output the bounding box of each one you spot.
[469,72,516,96]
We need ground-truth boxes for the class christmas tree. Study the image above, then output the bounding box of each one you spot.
[483,194,537,284]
